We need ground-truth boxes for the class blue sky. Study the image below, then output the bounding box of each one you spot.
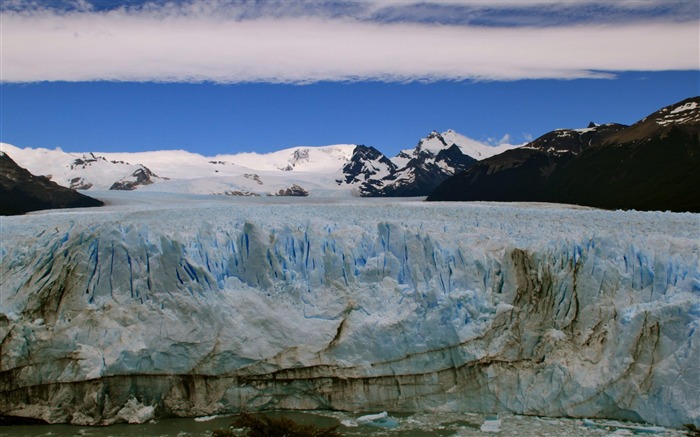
[1,0,698,157]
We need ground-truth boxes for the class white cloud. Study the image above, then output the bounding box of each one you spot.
[497,134,512,145]
[1,6,697,83]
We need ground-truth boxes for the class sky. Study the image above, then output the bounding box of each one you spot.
[1,0,698,157]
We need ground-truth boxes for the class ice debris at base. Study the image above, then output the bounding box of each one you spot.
[116,398,155,424]
[583,418,667,434]
[0,410,690,436]
[194,414,223,422]
[604,431,635,437]
[356,411,387,424]
[0,193,698,428]
[355,411,399,428]
[481,415,502,432]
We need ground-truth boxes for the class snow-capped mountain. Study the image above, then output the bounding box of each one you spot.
[426,122,626,203]
[341,130,518,197]
[0,151,103,215]
[337,145,397,186]
[428,96,700,212]
[0,147,168,191]
[3,131,515,199]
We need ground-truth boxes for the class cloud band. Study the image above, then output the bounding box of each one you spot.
[1,7,698,83]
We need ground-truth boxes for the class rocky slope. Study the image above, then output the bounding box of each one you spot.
[0,152,103,215]
[428,97,700,212]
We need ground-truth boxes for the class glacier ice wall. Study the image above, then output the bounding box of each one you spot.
[1,196,698,427]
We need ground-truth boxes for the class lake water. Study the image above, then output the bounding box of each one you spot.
[0,411,689,437]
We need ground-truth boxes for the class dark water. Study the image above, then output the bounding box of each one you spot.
[0,411,687,437]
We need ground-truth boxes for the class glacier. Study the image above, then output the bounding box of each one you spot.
[0,192,698,428]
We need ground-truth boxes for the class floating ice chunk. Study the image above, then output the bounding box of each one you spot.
[357,411,387,424]
[356,411,399,428]
[340,419,358,427]
[194,414,222,422]
[481,414,501,432]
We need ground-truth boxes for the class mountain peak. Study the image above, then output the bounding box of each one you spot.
[415,131,449,154]
[603,96,700,145]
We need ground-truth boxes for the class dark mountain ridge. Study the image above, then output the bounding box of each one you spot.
[1,152,104,216]
[427,97,700,212]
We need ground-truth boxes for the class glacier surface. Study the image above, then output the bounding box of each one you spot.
[0,192,698,427]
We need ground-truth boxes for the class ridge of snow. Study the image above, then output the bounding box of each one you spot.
[396,130,521,163]
[441,130,521,160]
[215,145,356,173]
[101,144,357,177]
[0,142,358,195]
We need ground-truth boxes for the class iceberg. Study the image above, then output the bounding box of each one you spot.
[0,193,698,428]
[356,411,398,428]
[480,414,502,432]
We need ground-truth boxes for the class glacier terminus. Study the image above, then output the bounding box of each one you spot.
[0,192,698,429]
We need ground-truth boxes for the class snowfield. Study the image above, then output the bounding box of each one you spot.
[0,192,698,428]
[0,142,357,195]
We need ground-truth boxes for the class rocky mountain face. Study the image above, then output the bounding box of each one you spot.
[109,167,161,190]
[341,131,478,197]
[337,145,397,186]
[428,97,700,212]
[274,184,309,196]
[0,152,103,215]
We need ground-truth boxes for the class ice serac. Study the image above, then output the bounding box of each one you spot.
[0,200,698,428]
